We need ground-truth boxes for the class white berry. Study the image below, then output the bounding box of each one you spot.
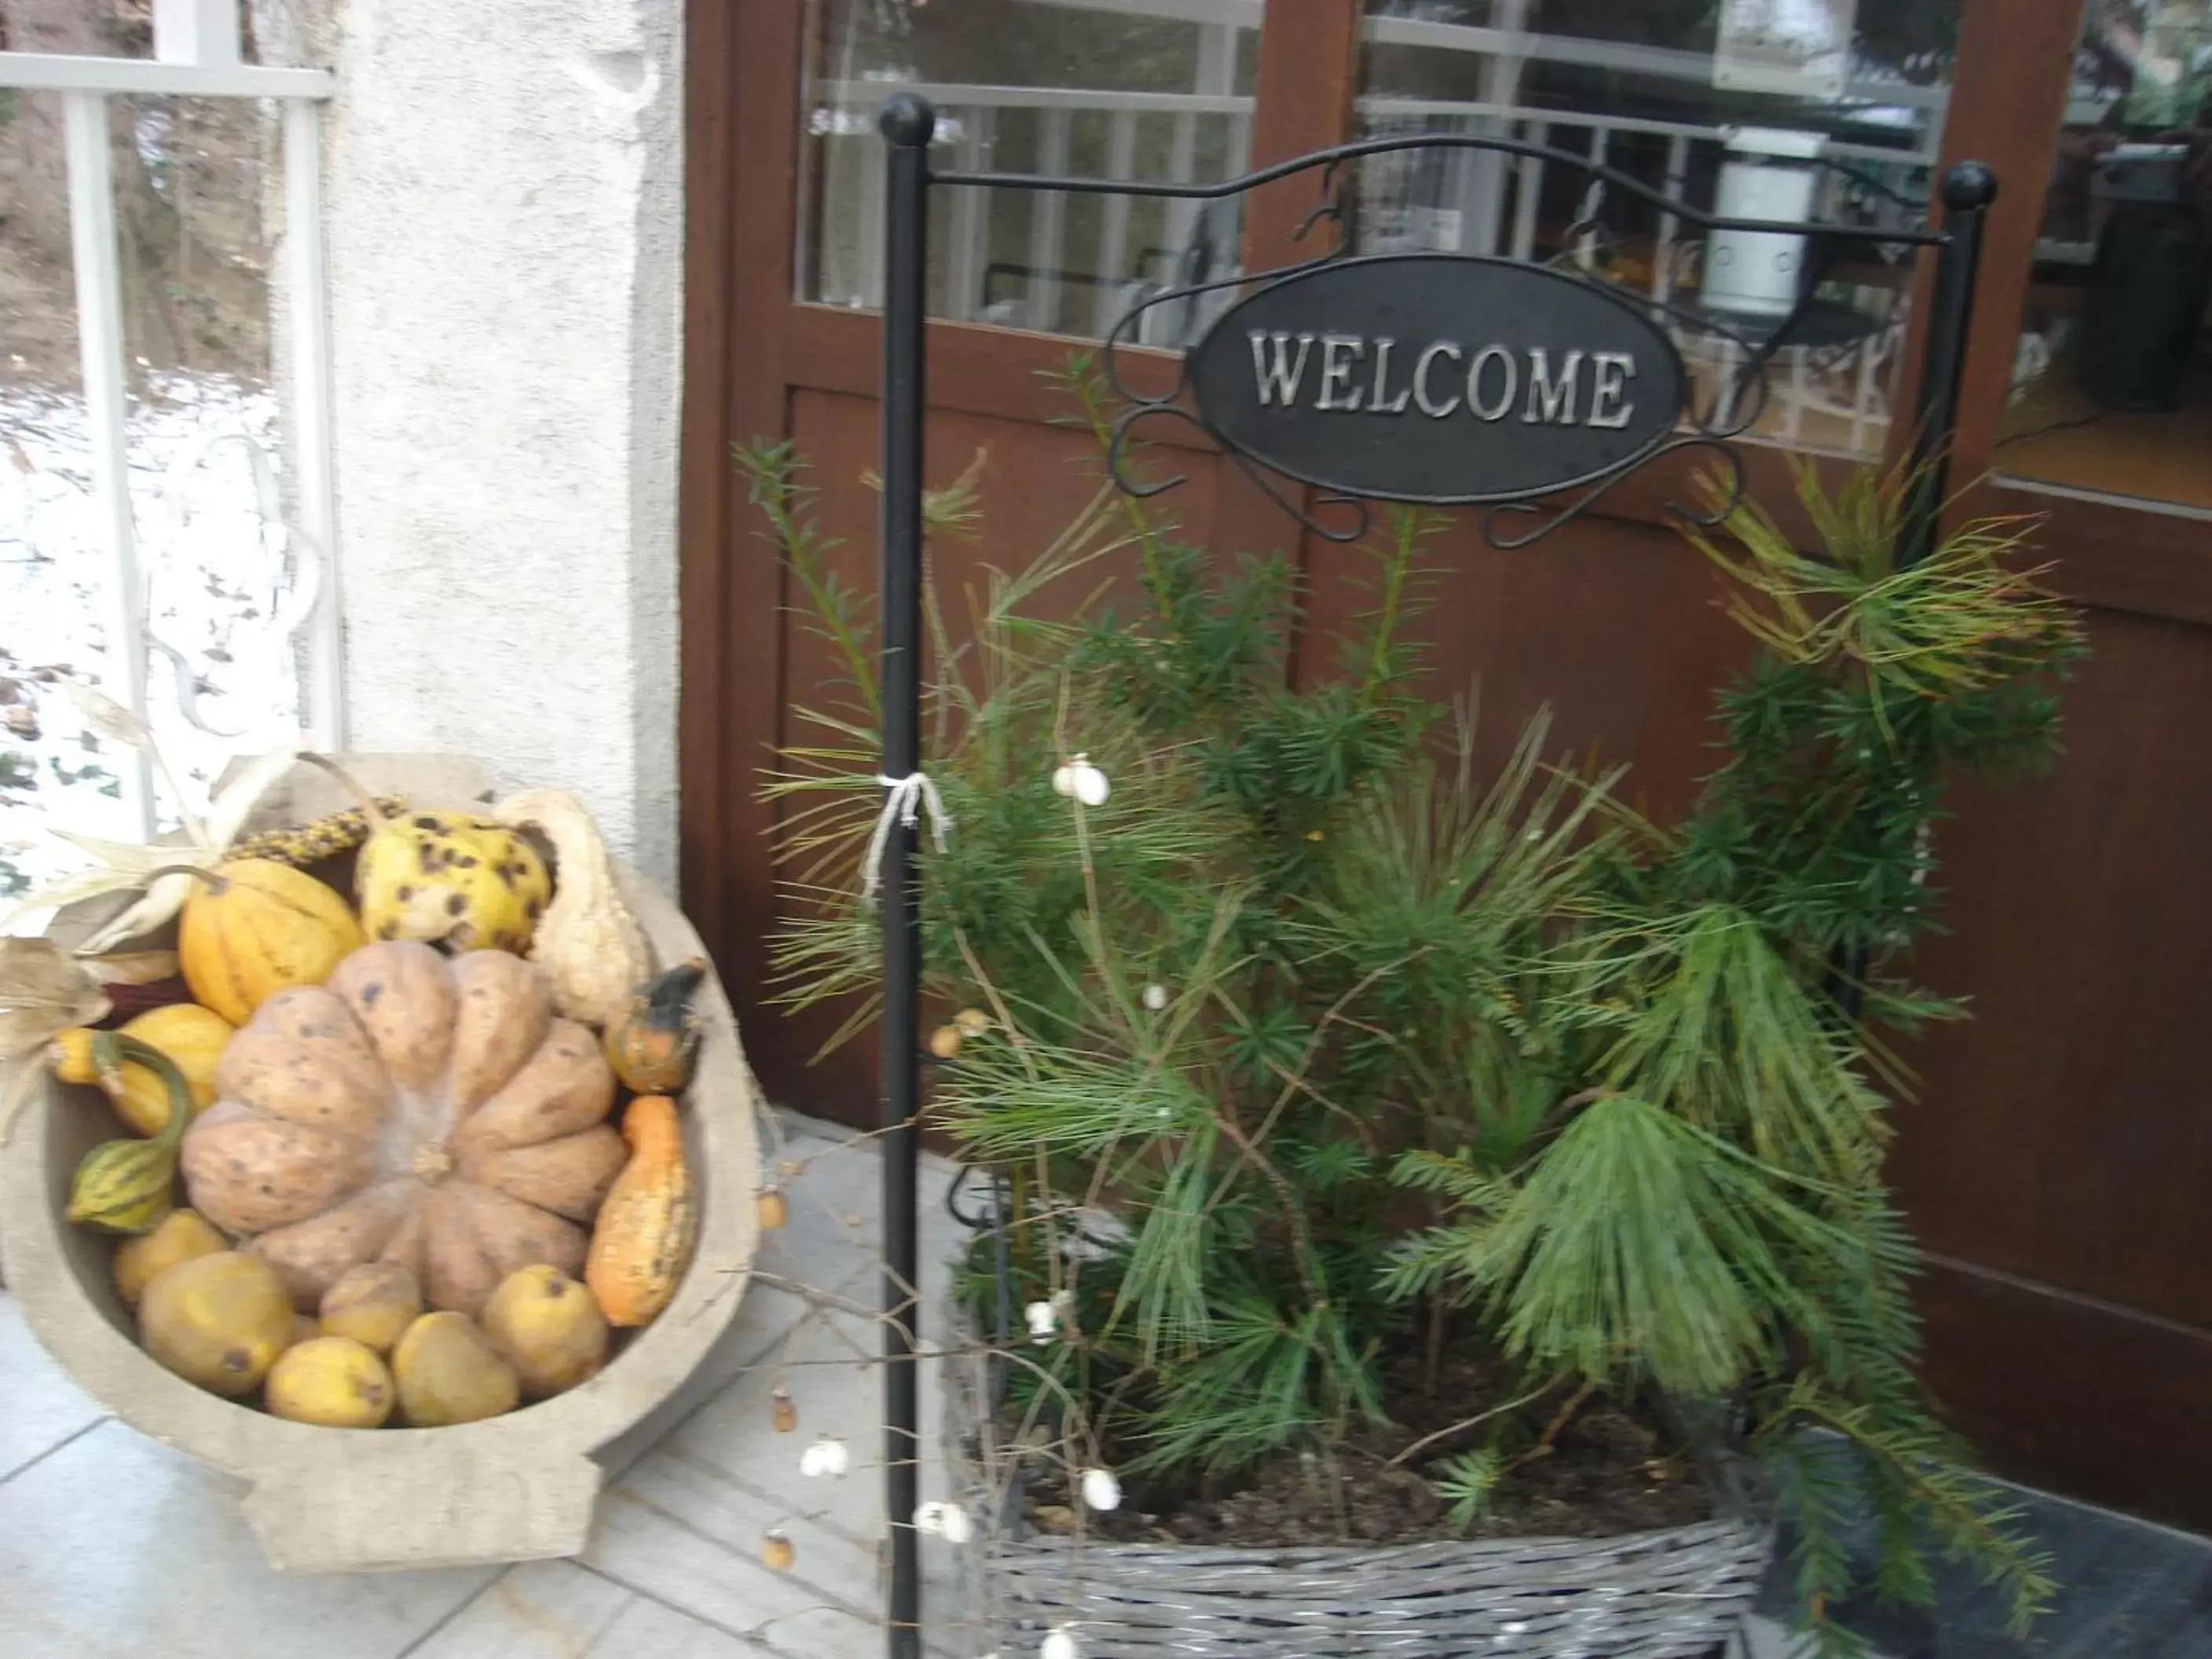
[918,1500,972,1544]
[1041,1625,1081,1659]
[1080,1467,1122,1511]
[1024,1298,1059,1342]
[1141,983,1169,1011]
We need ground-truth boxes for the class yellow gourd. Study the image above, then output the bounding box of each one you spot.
[481,1263,609,1397]
[112,1207,228,1304]
[355,809,550,954]
[173,860,361,1025]
[319,1262,423,1355]
[138,1251,295,1397]
[584,1095,695,1328]
[391,1311,520,1426]
[291,756,550,957]
[49,1002,234,1137]
[266,1336,396,1428]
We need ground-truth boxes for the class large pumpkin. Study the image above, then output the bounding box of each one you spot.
[178,940,627,1316]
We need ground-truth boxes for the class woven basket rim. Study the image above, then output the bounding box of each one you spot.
[937,1278,1772,1562]
[976,1513,1771,1566]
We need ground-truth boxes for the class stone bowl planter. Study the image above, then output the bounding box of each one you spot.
[942,1295,1770,1658]
[0,756,762,1573]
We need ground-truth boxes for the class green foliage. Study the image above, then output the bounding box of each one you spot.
[1666,462,2086,991]
[753,397,2073,1650]
[1434,1448,1503,1533]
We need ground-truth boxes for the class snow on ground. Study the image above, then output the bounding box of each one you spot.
[2,372,311,910]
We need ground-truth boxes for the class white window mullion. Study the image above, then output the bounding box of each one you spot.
[1089,111,1139,339]
[1027,107,1071,334]
[947,107,994,322]
[62,90,156,839]
[152,0,242,68]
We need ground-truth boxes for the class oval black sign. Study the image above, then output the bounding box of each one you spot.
[1185,254,1688,506]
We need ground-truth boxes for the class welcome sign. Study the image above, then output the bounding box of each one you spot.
[1185,254,1688,505]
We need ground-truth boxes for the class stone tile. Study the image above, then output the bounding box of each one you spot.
[579,1120,964,1654]
[579,1462,879,1652]
[654,1294,963,1558]
[0,1418,492,1659]
[602,1589,819,1658]
[1976,1486,2212,1659]
[1752,1469,2212,1659]
[0,1291,107,1484]
[411,1558,810,1658]
[1730,1613,1821,1658]
[752,1123,966,1312]
[408,1560,631,1658]
[595,1286,811,1480]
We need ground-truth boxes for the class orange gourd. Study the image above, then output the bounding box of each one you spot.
[584,1094,695,1327]
[602,959,705,1095]
[174,859,361,1024]
[178,941,626,1317]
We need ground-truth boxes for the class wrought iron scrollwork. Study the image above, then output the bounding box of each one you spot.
[1105,401,1372,545]
[1098,159,1356,412]
[934,119,1971,552]
[1480,435,1745,551]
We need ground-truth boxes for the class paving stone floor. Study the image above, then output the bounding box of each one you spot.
[2,1109,2201,1659]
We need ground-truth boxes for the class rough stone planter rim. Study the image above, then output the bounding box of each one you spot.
[0,755,763,1575]
[941,1287,1772,1657]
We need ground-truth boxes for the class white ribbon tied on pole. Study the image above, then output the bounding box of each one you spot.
[862,771,952,908]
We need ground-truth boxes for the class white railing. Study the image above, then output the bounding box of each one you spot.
[811,72,1924,456]
[813,0,1949,455]
[0,0,338,841]
[812,50,1251,341]
[1354,97,1928,458]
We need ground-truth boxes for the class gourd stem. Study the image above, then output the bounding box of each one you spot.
[648,958,709,1019]
[103,1033,194,1150]
[298,753,394,827]
[145,862,229,895]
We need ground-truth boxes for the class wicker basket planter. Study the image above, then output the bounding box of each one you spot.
[942,1296,1771,1658]
[0,755,764,1573]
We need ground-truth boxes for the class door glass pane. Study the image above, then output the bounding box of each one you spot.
[1358,1,1961,459]
[800,0,1259,344]
[1998,1,2212,512]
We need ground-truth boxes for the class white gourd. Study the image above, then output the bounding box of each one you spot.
[491,788,652,1029]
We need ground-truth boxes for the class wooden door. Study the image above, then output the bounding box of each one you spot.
[682,0,2212,1529]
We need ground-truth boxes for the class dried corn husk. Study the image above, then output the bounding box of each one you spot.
[2,736,306,951]
[0,939,180,1142]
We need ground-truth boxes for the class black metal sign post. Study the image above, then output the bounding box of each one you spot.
[1898,161,1996,565]
[869,89,1994,1659]
[877,93,932,1659]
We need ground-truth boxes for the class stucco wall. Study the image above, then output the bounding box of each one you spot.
[261,0,684,888]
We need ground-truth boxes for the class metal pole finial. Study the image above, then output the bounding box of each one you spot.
[879,91,936,149]
[1900,161,1998,567]
[1939,159,1999,214]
